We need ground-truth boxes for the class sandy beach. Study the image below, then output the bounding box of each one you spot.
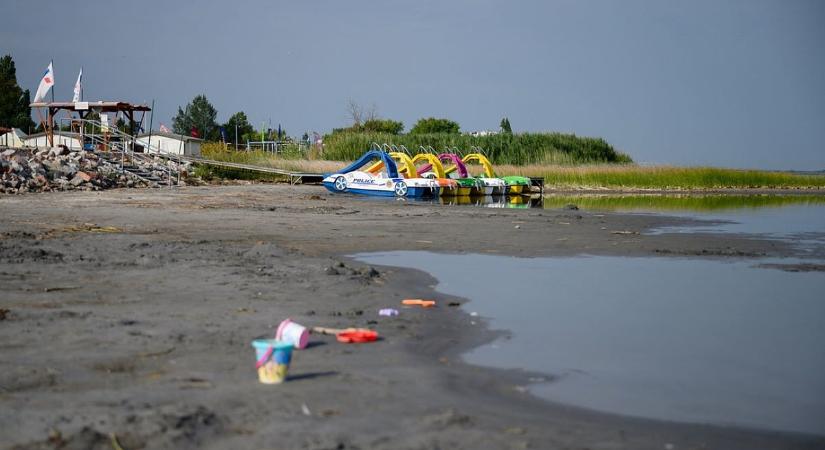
[1,184,822,449]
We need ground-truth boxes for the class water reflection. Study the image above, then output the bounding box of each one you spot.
[423,195,541,208]
[412,193,825,212]
[542,193,825,212]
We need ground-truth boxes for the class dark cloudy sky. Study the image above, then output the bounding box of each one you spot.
[3,0,823,169]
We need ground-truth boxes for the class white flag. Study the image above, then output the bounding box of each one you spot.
[33,61,54,103]
[72,67,82,102]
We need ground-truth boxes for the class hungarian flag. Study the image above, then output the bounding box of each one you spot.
[33,61,54,103]
[190,126,199,138]
[72,67,82,102]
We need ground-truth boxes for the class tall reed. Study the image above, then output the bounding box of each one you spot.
[502,165,825,189]
[320,132,632,165]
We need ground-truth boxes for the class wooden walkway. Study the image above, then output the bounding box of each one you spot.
[174,156,325,184]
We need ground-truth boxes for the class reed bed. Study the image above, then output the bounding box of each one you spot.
[202,143,825,189]
[320,132,632,165]
[496,164,825,190]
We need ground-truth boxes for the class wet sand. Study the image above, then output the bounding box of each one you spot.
[1,184,822,449]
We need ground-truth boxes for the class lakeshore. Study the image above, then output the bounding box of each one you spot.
[1,185,823,449]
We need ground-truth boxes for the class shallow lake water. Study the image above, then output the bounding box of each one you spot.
[356,251,825,435]
[543,194,825,248]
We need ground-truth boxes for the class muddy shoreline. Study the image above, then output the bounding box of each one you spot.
[1,185,823,449]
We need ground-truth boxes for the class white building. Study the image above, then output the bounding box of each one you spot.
[468,130,499,137]
[0,128,27,148]
[136,131,202,157]
[22,132,82,150]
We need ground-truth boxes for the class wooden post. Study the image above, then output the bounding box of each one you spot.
[47,106,56,147]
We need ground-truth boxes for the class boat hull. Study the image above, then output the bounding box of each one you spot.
[323,182,437,198]
[323,173,438,198]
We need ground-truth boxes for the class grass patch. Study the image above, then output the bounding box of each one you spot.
[194,164,285,182]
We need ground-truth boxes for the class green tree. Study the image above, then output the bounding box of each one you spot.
[0,55,36,131]
[223,111,254,146]
[500,117,512,134]
[362,118,404,134]
[115,117,131,134]
[172,94,218,140]
[410,117,460,134]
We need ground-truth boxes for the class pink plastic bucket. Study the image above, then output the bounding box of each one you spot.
[276,318,309,349]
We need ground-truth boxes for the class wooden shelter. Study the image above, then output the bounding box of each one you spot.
[29,101,151,146]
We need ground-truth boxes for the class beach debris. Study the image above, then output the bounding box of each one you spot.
[421,408,473,428]
[63,224,121,233]
[564,204,579,210]
[137,347,175,358]
[447,302,461,307]
[177,377,213,389]
[379,308,399,317]
[276,318,310,349]
[0,308,9,320]
[42,285,81,292]
[109,432,125,450]
[611,230,639,235]
[301,403,312,416]
[402,299,436,308]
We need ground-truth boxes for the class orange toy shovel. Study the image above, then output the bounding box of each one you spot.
[402,299,436,308]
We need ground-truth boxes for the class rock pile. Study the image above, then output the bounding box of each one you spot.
[0,147,192,194]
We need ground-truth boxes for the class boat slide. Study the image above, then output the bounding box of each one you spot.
[462,153,530,194]
[440,152,505,195]
[322,150,438,198]
[366,152,460,196]
[414,153,477,196]
[459,152,531,195]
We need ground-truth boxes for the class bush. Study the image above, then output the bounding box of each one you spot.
[410,117,460,134]
[362,119,404,134]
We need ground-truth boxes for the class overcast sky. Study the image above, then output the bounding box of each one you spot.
[3,0,823,169]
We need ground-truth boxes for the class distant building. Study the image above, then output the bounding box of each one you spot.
[0,128,27,148]
[468,130,498,137]
[135,131,202,157]
[23,131,82,150]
